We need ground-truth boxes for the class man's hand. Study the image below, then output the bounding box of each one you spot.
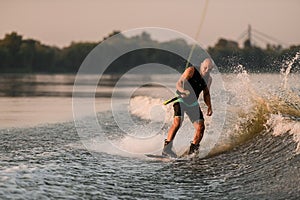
[207,106,213,116]
[180,90,190,98]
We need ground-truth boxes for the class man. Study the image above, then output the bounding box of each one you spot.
[163,58,214,157]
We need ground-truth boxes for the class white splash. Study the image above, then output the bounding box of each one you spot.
[129,96,173,123]
[281,51,300,89]
[266,114,300,154]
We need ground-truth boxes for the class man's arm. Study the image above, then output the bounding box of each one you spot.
[176,67,194,97]
[203,83,213,116]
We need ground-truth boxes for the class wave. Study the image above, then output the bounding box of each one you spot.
[125,71,300,159]
[209,92,300,156]
[208,67,300,157]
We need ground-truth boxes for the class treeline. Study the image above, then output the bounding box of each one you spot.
[0,31,299,73]
[0,32,97,73]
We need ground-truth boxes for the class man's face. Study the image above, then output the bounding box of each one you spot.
[200,60,213,77]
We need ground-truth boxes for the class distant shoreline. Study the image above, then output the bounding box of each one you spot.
[1,31,299,74]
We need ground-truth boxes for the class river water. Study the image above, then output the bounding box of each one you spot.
[0,71,300,199]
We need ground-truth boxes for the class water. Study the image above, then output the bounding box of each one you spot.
[0,70,300,199]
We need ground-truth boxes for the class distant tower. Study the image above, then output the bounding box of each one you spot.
[248,24,251,46]
[244,24,252,48]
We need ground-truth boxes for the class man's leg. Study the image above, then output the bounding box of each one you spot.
[162,116,182,157]
[166,102,183,142]
[163,103,183,157]
[166,116,182,142]
[186,104,205,155]
[192,120,205,145]
[188,120,205,154]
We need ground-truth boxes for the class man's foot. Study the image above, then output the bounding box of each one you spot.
[188,142,199,155]
[162,140,177,158]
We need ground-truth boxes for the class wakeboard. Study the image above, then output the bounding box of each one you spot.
[145,145,194,161]
[145,152,191,162]
[145,154,176,161]
[145,154,170,158]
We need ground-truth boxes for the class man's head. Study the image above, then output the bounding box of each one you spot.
[200,58,214,77]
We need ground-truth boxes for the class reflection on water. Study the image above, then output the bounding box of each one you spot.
[0,74,166,97]
[0,74,117,128]
[0,74,77,128]
[0,74,75,97]
[0,74,171,128]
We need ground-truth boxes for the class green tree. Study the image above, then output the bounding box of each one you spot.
[57,42,97,73]
[0,32,22,69]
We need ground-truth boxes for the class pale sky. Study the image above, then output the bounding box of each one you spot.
[1,0,299,48]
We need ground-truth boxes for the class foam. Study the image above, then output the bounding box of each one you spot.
[266,114,300,154]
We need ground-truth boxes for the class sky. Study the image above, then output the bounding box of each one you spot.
[1,0,299,48]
